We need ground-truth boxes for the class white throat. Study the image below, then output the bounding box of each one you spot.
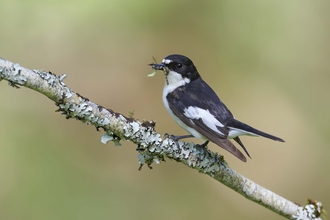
[162,70,198,138]
[163,70,190,94]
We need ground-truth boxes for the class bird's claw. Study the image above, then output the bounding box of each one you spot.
[164,133,181,148]
[195,140,209,148]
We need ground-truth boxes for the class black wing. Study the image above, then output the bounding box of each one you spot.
[180,78,284,143]
[166,78,247,162]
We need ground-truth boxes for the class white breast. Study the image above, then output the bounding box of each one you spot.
[162,70,206,140]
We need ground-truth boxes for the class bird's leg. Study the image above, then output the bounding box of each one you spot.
[165,134,194,141]
[196,140,209,148]
[165,134,194,148]
[165,134,209,149]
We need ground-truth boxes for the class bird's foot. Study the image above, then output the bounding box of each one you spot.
[165,133,193,141]
[164,133,193,148]
[196,140,209,148]
[164,133,181,148]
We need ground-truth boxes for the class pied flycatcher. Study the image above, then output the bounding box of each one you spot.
[149,54,284,162]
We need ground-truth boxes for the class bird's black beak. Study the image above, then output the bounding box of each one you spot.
[149,62,169,76]
[149,63,166,70]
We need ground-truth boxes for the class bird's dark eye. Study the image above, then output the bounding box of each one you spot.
[176,63,183,69]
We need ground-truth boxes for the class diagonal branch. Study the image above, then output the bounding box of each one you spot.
[0,57,324,219]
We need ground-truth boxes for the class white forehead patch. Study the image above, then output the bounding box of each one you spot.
[162,59,172,64]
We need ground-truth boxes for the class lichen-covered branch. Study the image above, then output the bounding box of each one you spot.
[0,57,325,219]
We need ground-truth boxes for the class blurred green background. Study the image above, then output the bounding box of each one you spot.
[1,0,329,219]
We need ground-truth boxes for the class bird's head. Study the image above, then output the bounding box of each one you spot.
[149,54,200,85]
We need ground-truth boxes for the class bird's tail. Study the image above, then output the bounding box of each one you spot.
[228,120,285,142]
[212,138,247,162]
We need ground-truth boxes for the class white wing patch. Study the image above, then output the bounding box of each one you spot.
[183,106,224,135]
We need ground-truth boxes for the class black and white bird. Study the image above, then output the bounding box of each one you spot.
[149,54,284,162]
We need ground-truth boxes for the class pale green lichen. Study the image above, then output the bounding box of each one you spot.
[0,63,27,86]
[292,201,324,220]
[101,133,121,146]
